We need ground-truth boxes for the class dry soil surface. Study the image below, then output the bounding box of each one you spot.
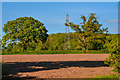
[2,54,114,79]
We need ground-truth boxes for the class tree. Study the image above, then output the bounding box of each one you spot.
[2,17,48,51]
[104,34,120,72]
[35,41,46,51]
[45,33,65,50]
[65,13,108,52]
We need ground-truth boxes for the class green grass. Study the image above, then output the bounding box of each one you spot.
[2,50,109,55]
[74,74,119,80]
[93,74,118,79]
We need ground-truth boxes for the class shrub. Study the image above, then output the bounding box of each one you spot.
[104,34,120,72]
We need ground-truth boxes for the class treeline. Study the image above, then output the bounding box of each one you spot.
[2,32,118,53]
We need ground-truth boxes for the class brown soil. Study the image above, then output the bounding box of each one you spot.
[2,54,114,79]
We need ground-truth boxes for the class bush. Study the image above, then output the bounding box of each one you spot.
[104,34,120,72]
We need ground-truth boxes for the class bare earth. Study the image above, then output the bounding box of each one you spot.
[2,54,114,79]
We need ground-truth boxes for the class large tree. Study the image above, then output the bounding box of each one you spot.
[65,13,108,52]
[2,17,48,51]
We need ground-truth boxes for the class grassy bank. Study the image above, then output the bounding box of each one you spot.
[74,74,119,80]
[2,50,109,55]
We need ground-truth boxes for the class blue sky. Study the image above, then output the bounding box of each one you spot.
[1,0,119,2]
[1,2,118,38]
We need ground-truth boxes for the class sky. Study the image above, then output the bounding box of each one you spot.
[1,0,120,2]
[1,2,118,39]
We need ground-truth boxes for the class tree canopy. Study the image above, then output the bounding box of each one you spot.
[2,17,48,51]
[65,13,108,52]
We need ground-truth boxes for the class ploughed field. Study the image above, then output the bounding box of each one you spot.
[2,54,114,79]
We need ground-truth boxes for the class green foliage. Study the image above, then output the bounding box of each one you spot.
[45,33,65,50]
[2,50,107,55]
[93,74,118,79]
[2,31,111,53]
[65,13,108,52]
[74,74,118,80]
[104,34,120,72]
[2,32,118,53]
[12,44,23,53]
[35,41,46,51]
[2,17,48,51]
